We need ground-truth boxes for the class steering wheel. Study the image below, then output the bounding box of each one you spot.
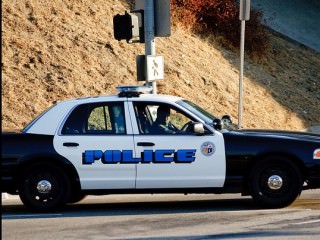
[180,121,193,132]
[168,121,179,132]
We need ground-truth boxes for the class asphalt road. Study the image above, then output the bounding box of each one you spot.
[2,190,320,240]
[251,0,320,52]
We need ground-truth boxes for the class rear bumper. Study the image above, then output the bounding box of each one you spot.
[1,158,19,193]
[1,177,17,193]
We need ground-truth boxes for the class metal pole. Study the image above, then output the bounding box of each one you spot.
[238,20,245,129]
[144,0,157,94]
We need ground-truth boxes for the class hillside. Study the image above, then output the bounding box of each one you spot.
[2,0,320,131]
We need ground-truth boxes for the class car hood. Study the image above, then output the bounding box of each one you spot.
[235,129,320,141]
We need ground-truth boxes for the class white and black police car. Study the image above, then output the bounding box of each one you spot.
[2,86,320,211]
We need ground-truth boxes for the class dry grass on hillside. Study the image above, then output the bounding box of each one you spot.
[2,0,320,131]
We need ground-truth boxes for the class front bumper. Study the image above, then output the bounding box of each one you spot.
[305,163,320,189]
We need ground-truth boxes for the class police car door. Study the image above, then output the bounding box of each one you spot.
[131,101,226,189]
[54,101,136,190]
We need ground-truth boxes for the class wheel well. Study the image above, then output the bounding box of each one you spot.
[17,157,81,192]
[242,153,306,195]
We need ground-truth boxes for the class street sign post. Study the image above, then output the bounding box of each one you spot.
[134,0,171,93]
[114,1,171,94]
[239,0,250,21]
[238,0,250,129]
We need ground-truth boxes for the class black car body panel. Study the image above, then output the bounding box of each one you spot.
[223,129,320,190]
[1,131,76,193]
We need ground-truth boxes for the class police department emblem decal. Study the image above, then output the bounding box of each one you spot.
[201,142,215,156]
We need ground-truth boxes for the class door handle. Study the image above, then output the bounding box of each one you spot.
[137,142,155,147]
[63,142,79,147]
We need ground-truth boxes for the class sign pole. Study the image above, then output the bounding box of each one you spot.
[238,20,245,129]
[144,0,157,94]
[238,0,250,129]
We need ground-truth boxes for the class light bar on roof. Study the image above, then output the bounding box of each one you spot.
[116,85,153,97]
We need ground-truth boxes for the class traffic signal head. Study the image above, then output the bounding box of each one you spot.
[113,12,140,43]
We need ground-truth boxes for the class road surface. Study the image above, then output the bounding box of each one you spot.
[2,190,320,239]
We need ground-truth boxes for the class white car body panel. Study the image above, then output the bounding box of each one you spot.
[53,135,136,189]
[134,134,226,188]
[45,93,225,190]
[127,98,226,189]
[26,101,74,135]
[53,100,136,189]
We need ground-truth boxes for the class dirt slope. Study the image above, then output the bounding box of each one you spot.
[2,0,320,130]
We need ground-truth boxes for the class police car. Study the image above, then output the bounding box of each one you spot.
[2,86,320,211]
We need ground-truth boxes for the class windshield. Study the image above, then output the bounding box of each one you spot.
[177,100,217,124]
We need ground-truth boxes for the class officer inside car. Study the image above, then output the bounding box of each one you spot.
[151,106,177,134]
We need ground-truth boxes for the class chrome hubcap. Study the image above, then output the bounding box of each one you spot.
[267,175,283,190]
[37,180,52,194]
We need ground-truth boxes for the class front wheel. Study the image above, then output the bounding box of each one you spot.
[68,192,87,204]
[19,163,71,212]
[249,157,303,208]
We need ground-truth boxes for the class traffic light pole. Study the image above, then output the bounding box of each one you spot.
[144,0,157,94]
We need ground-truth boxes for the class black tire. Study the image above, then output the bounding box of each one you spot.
[19,163,71,212]
[249,157,303,208]
[68,191,87,204]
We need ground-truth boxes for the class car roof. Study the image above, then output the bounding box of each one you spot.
[57,93,184,105]
[24,93,185,135]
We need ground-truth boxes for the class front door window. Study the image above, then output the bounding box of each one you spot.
[133,102,196,135]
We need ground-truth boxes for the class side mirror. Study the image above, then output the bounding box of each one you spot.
[193,123,205,134]
[221,115,232,128]
[212,118,222,130]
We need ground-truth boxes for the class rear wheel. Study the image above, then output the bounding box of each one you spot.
[19,163,71,212]
[249,157,303,208]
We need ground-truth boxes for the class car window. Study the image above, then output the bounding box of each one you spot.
[169,108,191,129]
[61,102,126,135]
[133,102,196,135]
[87,105,113,132]
[176,100,217,124]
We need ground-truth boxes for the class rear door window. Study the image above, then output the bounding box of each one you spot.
[61,102,126,135]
